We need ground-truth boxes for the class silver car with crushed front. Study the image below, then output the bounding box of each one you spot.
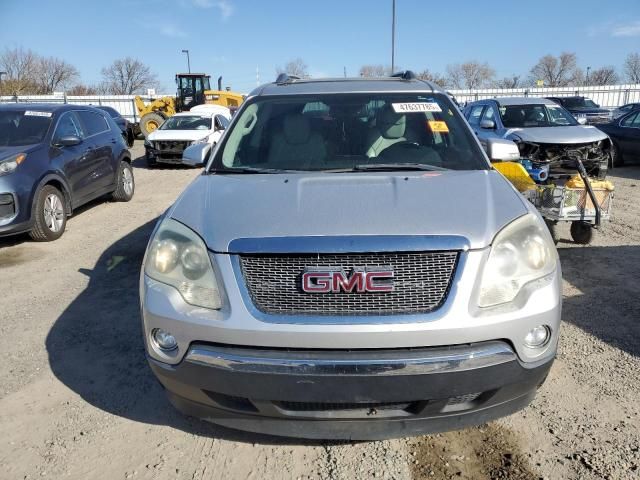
[140,72,562,440]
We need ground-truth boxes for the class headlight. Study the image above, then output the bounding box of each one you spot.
[0,153,26,176]
[478,214,557,308]
[144,218,222,309]
[192,134,211,145]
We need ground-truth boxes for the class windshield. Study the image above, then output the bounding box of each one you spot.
[160,115,211,130]
[0,110,52,146]
[211,93,487,172]
[499,104,577,128]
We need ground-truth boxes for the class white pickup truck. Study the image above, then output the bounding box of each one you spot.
[144,105,231,166]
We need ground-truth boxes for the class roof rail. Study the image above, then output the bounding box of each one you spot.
[390,70,417,80]
[275,73,301,84]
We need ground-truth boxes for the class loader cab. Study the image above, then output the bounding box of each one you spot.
[175,74,211,111]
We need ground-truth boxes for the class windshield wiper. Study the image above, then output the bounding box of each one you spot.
[352,163,449,172]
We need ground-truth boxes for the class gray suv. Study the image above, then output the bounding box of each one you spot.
[140,72,562,440]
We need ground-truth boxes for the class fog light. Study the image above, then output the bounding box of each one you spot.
[524,325,550,348]
[152,328,178,351]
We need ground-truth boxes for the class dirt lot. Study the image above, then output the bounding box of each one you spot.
[0,141,638,480]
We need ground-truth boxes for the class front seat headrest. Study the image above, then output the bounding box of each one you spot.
[377,106,406,139]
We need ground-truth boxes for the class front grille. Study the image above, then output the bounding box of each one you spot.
[239,251,459,315]
[152,140,190,152]
[275,400,414,412]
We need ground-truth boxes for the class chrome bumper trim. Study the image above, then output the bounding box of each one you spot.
[185,341,516,376]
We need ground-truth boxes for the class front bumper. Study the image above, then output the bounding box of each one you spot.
[0,180,32,236]
[145,143,191,164]
[149,341,553,440]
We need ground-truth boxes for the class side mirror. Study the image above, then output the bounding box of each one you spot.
[480,119,496,130]
[56,135,82,147]
[577,116,587,125]
[486,138,520,162]
[182,143,212,167]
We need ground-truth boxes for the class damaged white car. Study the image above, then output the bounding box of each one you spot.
[145,105,231,167]
[464,97,612,179]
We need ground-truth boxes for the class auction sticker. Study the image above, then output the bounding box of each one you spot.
[392,102,441,113]
[427,120,449,133]
[24,111,52,117]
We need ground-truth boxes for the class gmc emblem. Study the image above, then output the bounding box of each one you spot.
[301,267,394,293]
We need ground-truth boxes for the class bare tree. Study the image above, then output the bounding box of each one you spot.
[587,66,619,86]
[445,61,495,89]
[0,47,39,95]
[416,69,447,87]
[529,52,582,87]
[493,75,521,89]
[67,83,99,95]
[276,58,308,78]
[359,64,391,77]
[623,53,640,83]
[101,57,159,95]
[35,56,79,93]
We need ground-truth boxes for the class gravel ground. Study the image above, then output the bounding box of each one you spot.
[0,142,638,479]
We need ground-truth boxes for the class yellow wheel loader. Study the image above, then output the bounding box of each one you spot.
[135,73,244,138]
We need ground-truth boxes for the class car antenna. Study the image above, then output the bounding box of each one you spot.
[275,73,301,85]
[390,70,416,80]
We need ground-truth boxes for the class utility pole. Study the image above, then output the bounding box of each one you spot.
[181,49,191,73]
[344,66,347,78]
[585,66,591,86]
[256,65,260,86]
[391,0,396,73]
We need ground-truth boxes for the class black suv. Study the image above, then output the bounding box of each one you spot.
[546,96,612,124]
[0,104,134,241]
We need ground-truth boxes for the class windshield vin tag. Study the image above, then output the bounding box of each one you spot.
[392,103,441,113]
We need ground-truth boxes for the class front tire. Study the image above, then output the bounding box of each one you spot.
[610,142,623,167]
[29,185,67,242]
[111,161,135,202]
[570,221,594,245]
[139,112,165,139]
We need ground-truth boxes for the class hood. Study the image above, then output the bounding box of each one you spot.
[504,125,609,144]
[169,170,528,252]
[0,144,42,161]
[147,129,211,142]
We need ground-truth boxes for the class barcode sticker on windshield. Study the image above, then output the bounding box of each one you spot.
[428,120,449,133]
[24,111,52,117]
[392,103,441,113]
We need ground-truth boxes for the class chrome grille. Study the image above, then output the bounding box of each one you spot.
[239,252,459,315]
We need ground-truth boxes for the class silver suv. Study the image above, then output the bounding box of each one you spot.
[140,72,562,440]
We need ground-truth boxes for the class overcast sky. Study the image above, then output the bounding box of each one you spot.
[1,0,639,92]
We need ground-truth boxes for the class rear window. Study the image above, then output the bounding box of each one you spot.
[0,110,52,146]
[98,106,120,118]
[78,110,110,136]
[213,93,487,172]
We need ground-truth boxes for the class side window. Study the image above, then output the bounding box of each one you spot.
[53,112,82,141]
[215,115,230,130]
[78,111,110,137]
[621,112,638,127]
[468,105,484,126]
[481,105,496,122]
